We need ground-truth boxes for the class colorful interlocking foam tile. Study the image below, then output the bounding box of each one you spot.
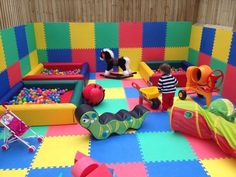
[0,72,236,177]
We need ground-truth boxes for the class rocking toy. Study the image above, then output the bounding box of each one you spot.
[99,48,136,79]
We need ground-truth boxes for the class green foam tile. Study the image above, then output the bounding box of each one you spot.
[166,21,192,47]
[137,132,197,162]
[44,22,71,49]
[188,48,199,66]
[210,57,227,94]
[94,99,128,115]
[1,28,19,66]
[95,23,118,48]
[0,126,48,140]
[22,126,48,138]
[20,55,31,76]
[37,49,48,63]
[95,79,123,88]
[25,23,36,53]
[210,57,227,73]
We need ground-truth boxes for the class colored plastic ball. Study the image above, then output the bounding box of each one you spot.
[82,84,105,106]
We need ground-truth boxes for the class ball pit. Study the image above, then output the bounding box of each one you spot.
[41,68,81,76]
[7,87,68,105]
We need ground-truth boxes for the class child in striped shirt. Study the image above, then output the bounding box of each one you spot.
[158,63,178,111]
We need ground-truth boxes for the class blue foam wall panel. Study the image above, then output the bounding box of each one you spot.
[200,27,216,56]
[14,25,29,59]
[0,70,11,99]
[47,49,72,62]
[228,32,236,67]
[143,22,166,47]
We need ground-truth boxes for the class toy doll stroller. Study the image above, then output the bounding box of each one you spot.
[0,104,43,152]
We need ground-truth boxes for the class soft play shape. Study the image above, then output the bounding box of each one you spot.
[82,84,105,106]
[71,151,116,177]
[206,98,236,123]
[170,99,236,158]
[75,104,149,139]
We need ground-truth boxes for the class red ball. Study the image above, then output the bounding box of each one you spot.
[82,84,105,106]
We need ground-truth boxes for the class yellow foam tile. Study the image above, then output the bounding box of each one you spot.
[88,80,96,84]
[105,88,126,99]
[29,50,39,70]
[34,23,46,49]
[0,169,28,177]
[31,135,90,168]
[201,158,236,177]
[70,23,95,49]
[189,25,203,51]
[0,33,6,72]
[212,29,233,63]
[164,47,188,60]
[119,48,142,71]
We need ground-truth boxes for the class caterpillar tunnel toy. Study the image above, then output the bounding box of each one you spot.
[75,104,149,139]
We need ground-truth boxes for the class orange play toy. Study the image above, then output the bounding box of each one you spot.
[178,65,224,106]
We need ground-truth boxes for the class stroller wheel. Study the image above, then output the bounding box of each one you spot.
[37,137,44,143]
[1,144,9,151]
[28,145,36,152]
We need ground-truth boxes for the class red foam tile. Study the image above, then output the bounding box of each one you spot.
[198,52,211,66]
[127,98,158,112]
[122,79,147,88]
[119,23,142,48]
[142,48,165,61]
[46,124,90,136]
[184,134,230,160]
[7,61,22,87]
[222,64,236,104]
[108,163,147,177]
[72,49,96,72]
[127,98,140,110]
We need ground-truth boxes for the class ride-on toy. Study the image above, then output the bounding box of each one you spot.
[178,65,224,106]
[132,82,161,109]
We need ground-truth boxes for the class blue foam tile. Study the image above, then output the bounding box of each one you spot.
[200,27,216,56]
[0,138,41,169]
[27,166,71,177]
[143,22,166,47]
[191,95,223,107]
[228,32,236,67]
[0,70,10,99]
[89,72,96,79]
[14,25,29,59]
[146,160,209,177]
[90,133,142,163]
[125,87,140,98]
[47,49,72,62]
[96,48,119,72]
[138,112,171,132]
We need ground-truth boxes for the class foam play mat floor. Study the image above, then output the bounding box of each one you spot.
[0,72,236,177]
